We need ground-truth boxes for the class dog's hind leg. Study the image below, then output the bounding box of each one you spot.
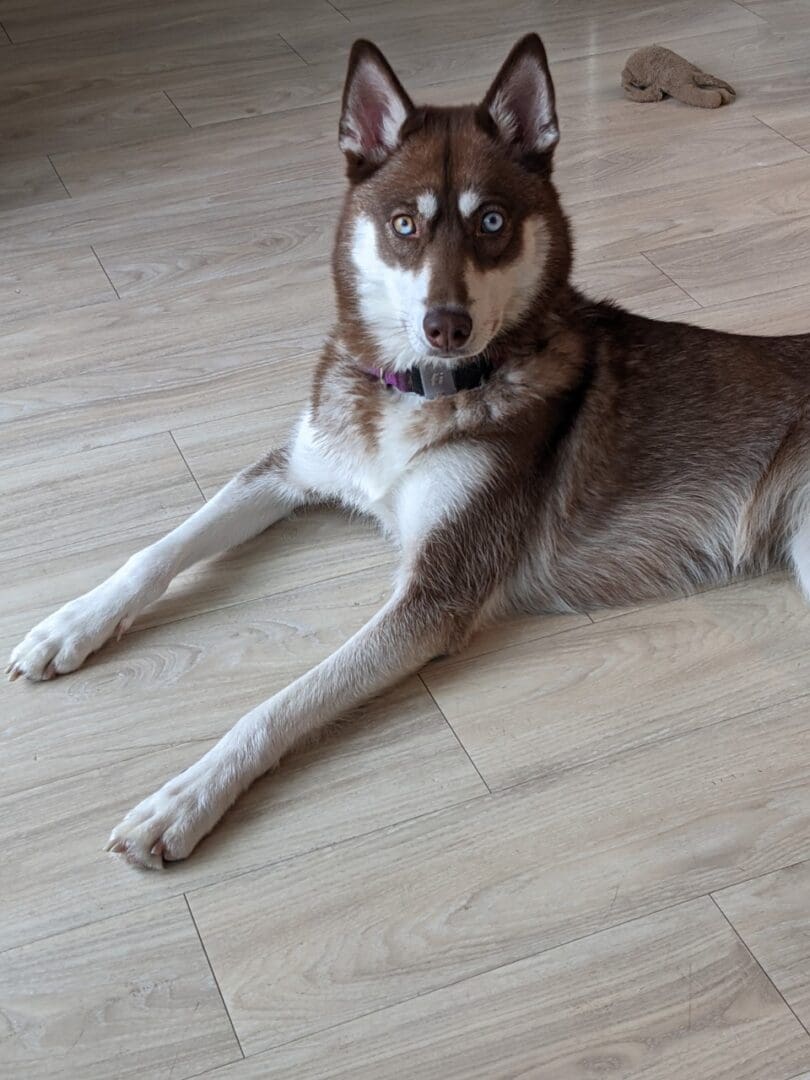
[8,446,307,681]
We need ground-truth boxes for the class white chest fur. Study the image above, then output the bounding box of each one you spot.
[289,397,425,524]
[288,397,493,545]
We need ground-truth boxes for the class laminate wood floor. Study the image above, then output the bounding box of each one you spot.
[3,2,810,1076]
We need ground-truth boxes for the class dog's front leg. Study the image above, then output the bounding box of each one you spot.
[105,575,479,868]
[8,447,307,681]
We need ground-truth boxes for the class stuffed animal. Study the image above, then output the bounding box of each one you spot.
[622,45,735,108]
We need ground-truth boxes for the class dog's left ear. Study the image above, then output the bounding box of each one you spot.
[480,34,559,167]
[339,39,414,179]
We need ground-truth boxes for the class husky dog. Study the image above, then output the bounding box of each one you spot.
[9,35,810,868]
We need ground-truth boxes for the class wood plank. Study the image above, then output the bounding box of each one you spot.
[186,695,810,1052]
[171,398,314,495]
[570,156,810,263]
[0,0,337,44]
[283,0,762,68]
[50,101,343,199]
[423,575,810,791]
[0,677,483,952]
[0,156,69,212]
[0,281,323,469]
[194,897,810,1080]
[558,113,804,207]
[0,4,298,83]
[755,102,810,153]
[93,195,333,301]
[744,1,810,32]
[574,252,698,319]
[683,281,810,335]
[0,87,190,162]
[0,432,203,643]
[715,861,810,1030]
[0,245,115,320]
[0,896,240,1079]
[645,213,810,308]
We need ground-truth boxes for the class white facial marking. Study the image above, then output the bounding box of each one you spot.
[463,215,549,350]
[458,189,481,217]
[417,191,438,220]
[350,215,431,368]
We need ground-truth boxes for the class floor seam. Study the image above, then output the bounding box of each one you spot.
[0,19,12,43]
[163,89,193,129]
[277,32,309,65]
[710,894,810,1039]
[0,788,492,958]
[210,891,730,1060]
[418,673,492,793]
[728,0,774,24]
[169,430,207,502]
[184,894,246,1059]
[46,154,71,197]
[89,244,121,300]
[753,115,810,156]
[640,250,702,307]
[325,0,351,22]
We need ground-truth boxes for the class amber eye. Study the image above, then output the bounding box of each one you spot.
[480,210,505,234]
[392,214,417,237]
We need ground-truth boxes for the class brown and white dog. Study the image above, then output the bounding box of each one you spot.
[9,35,810,868]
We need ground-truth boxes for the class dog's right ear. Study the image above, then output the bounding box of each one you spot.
[339,40,414,179]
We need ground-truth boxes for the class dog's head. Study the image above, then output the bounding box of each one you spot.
[334,34,570,371]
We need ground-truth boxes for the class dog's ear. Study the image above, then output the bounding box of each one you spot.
[339,40,414,179]
[480,34,559,168]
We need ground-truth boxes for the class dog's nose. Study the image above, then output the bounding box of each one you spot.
[423,307,472,352]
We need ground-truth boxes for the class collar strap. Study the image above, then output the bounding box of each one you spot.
[364,355,500,398]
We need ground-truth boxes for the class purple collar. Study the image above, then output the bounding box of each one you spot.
[363,355,500,398]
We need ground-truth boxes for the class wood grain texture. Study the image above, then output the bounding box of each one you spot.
[574,252,698,318]
[189,898,810,1080]
[187,697,810,1052]
[645,213,810,307]
[424,575,810,790]
[0,677,483,952]
[0,897,241,1079]
[0,244,116,320]
[0,156,68,212]
[0,433,203,643]
[715,862,810,1030]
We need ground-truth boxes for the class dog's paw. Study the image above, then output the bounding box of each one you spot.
[105,772,224,870]
[7,590,135,683]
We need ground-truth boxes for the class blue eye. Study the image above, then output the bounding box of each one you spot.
[392,214,416,236]
[481,210,505,234]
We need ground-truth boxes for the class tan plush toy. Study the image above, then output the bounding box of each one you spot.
[622,45,736,108]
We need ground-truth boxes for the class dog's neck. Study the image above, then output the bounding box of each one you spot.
[361,353,503,398]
